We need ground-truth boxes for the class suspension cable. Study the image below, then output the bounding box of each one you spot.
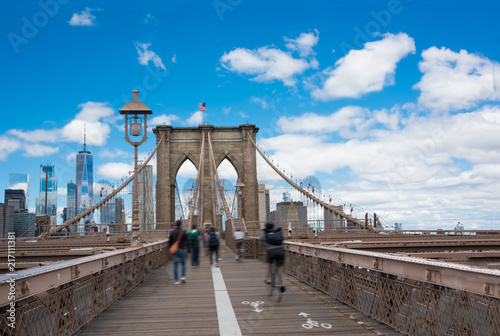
[246,130,371,230]
[175,180,185,219]
[206,131,235,231]
[187,131,206,224]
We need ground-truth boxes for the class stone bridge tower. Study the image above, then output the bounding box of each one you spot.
[153,124,259,230]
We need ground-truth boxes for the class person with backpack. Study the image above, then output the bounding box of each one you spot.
[186,224,201,267]
[168,220,189,284]
[259,221,285,293]
[208,227,220,267]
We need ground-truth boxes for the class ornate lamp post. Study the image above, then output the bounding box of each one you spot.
[119,90,152,246]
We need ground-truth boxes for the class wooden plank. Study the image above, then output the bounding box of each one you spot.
[75,245,397,335]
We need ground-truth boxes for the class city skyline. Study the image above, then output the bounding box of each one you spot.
[1,1,500,229]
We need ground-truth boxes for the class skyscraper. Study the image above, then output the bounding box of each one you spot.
[324,205,344,230]
[36,164,57,216]
[66,181,77,231]
[9,173,29,206]
[100,201,116,225]
[0,203,14,238]
[258,184,270,224]
[13,212,36,237]
[138,165,154,231]
[66,181,76,218]
[5,189,26,211]
[111,197,125,233]
[76,132,93,216]
[270,201,308,228]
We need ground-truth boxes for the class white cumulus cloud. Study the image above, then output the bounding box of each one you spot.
[57,187,67,196]
[99,148,129,160]
[414,47,500,112]
[8,101,116,148]
[97,162,133,180]
[312,32,415,100]
[277,106,401,137]
[69,8,96,26]
[220,40,316,86]
[135,42,166,71]
[186,111,205,126]
[251,96,269,109]
[7,129,59,143]
[284,29,319,57]
[61,120,111,147]
[23,143,59,157]
[149,114,179,126]
[259,104,500,229]
[0,136,21,160]
[74,102,114,122]
[60,102,114,146]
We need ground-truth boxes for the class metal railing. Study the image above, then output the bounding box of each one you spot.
[0,240,168,336]
[285,241,500,336]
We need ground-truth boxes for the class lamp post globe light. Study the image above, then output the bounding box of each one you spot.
[119,90,152,246]
[235,180,245,198]
[234,180,245,219]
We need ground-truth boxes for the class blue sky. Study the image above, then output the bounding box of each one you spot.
[1,0,500,230]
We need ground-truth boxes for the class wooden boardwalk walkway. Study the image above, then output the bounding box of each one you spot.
[76,244,401,336]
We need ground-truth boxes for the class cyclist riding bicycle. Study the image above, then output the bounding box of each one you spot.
[259,221,285,293]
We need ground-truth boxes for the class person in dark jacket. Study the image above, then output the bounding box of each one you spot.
[208,227,220,267]
[168,220,189,284]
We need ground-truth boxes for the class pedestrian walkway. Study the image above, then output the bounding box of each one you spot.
[75,244,401,335]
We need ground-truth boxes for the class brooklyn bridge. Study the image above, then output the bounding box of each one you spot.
[1,95,499,335]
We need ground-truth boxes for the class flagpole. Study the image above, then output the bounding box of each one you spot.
[199,102,207,124]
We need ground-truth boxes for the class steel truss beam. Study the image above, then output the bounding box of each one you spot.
[286,241,500,298]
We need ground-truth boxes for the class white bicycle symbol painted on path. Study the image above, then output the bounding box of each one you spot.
[242,301,264,313]
[301,318,332,329]
[299,313,332,329]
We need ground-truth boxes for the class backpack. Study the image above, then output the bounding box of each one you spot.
[187,236,196,246]
[266,227,283,246]
[209,232,218,246]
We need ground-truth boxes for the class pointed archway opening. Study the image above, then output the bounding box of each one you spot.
[216,158,238,229]
[175,159,198,221]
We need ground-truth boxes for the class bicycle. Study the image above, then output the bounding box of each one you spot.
[267,261,285,303]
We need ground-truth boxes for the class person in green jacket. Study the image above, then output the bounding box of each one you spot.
[186,224,201,267]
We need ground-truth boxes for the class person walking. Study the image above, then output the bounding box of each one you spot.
[202,228,209,256]
[208,227,220,267]
[233,228,245,261]
[168,220,189,284]
[187,224,201,267]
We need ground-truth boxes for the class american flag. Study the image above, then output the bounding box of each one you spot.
[198,102,206,111]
